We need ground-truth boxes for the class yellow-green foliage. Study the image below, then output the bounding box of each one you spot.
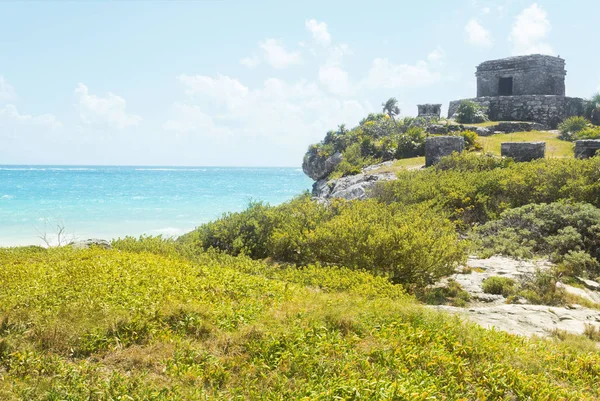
[185,196,467,288]
[1,245,600,399]
[375,155,600,225]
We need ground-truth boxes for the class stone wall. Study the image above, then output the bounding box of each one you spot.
[501,142,545,162]
[448,95,585,128]
[575,140,600,159]
[425,136,464,167]
[476,55,565,97]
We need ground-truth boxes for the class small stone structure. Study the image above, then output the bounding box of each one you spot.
[574,140,600,159]
[425,136,464,167]
[448,54,584,128]
[501,142,545,162]
[417,104,442,118]
[476,55,565,97]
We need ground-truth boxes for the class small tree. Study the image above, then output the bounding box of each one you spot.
[382,97,401,125]
[455,100,489,124]
[585,93,600,125]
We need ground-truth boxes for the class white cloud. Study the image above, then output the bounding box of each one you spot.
[465,19,492,48]
[164,74,370,154]
[74,83,141,130]
[364,58,440,89]
[305,19,331,46]
[427,47,445,62]
[481,7,490,14]
[0,76,15,101]
[0,104,62,130]
[318,44,352,95]
[509,3,553,55]
[259,39,302,69]
[177,74,248,103]
[240,56,260,69]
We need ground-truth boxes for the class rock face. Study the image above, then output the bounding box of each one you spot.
[425,136,465,167]
[448,96,585,129]
[312,169,397,201]
[434,256,600,338]
[302,151,343,181]
[70,238,112,250]
[574,139,600,159]
[501,142,545,162]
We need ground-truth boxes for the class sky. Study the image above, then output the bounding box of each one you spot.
[1,0,599,167]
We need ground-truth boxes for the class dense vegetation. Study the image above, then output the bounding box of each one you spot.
[180,196,466,288]
[305,98,481,179]
[1,243,600,399]
[454,100,489,124]
[558,116,600,141]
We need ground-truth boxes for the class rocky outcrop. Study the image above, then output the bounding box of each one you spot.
[302,151,343,181]
[434,256,600,338]
[426,121,546,137]
[312,170,397,201]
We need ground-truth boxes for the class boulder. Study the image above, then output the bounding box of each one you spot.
[574,140,600,159]
[312,171,397,201]
[70,238,112,250]
[425,136,465,167]
[302,151,343,181]
[501,142,545,162]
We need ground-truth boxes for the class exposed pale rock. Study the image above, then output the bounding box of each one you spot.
[302,151,343,181]
[70,238,112,250]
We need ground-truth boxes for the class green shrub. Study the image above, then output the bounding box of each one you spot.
[558,116,590,140]
[519,269,565,305]
[482,276,516,297]
[453,130,482,151]
[435,152,510,172]
[575,126,600,140]
[557,250,600,277]
[455,100,489,124]
[375,156,600,226]
[184,197,467,289]
[472,202,600,271]
[396,126,426,158]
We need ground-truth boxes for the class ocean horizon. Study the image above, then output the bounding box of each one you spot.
[0,165,312,246]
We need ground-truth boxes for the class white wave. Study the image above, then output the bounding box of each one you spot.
[1,194,13,199]
[135,168,208,172]
[151,227,187,236]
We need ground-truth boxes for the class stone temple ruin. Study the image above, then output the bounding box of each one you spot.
[448,54,584,128]
[417,104,442,118]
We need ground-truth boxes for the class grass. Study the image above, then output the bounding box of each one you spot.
[448,120,531,128]
[0,244,599,399]
[479,130,574,158]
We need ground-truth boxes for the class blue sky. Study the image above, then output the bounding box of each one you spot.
[1,0,599,166]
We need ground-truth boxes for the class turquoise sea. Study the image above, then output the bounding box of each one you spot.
[0,166,312,246]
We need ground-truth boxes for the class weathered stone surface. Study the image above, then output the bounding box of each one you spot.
[574,140,600,159]
[312,170,398,201]
[70,238,112,250]
[501,141,545,162]
[425,136,464,167]
[433,256,600,338]
[448,95,585,128]
[476,55,566,97]
[417,104,442,118]
[436,303,600,338]
[302,151,343,181]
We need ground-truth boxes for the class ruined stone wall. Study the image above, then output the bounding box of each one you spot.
[476,55,565,97]
[448,95,585,129]
[417,104,442,118]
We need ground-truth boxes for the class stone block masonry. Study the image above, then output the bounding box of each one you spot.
[425,136,464,167]
[575,140,600,159]
[417,104,442,118]
[448,96,585,129]
[501,142,545,162]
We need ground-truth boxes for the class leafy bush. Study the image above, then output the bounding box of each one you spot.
[183,196,467,289]
[518,269,566,305]
[455,100,489,124]
[482,276,516,297]
[396,126,426,158]
[435,152,511,172]
[558,116,591,140]
[575,126,600,140]
[472,202,600,277]
[452,130,482,151]
[375,155,600,226]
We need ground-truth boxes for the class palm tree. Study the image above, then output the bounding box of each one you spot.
[382,97,400,125]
